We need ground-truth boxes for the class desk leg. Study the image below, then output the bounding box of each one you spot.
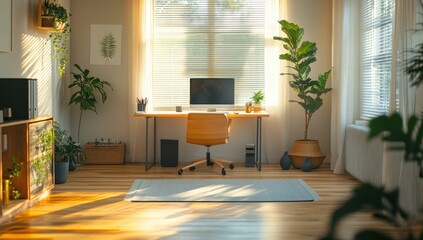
[145,116,156,171]
[255,117,262,171]
[153,117,157,165]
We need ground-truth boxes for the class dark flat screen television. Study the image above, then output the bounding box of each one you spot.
[190,78,235,109]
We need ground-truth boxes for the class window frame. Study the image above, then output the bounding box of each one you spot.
[358,0,395,122]
[152,0,266,110]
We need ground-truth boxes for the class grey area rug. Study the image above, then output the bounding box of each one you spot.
[124,179,319,202]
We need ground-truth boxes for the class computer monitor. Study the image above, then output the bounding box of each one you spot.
[190,78,235,111]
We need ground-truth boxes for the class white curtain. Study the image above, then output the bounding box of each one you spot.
[332,0,422,216]
[389,0,422,217]
[384,0,417,191]
[262,0,291,163]
[127,0,153,162]
[330,0,361,174]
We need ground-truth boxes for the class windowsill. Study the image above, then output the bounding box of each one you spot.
[354,120,369,127]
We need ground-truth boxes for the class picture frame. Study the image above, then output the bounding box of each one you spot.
[0,0,12,53]
[90,24,122,65]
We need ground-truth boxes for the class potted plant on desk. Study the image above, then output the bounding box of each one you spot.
[251,90,264,112]
[273,20,332,169]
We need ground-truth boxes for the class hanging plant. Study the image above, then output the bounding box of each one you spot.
[46,1,71,77]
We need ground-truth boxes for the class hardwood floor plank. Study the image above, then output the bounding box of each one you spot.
[0,163,393,239]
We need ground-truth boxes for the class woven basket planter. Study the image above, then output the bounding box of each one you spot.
[84,143,125,165]
[288,140,325,169]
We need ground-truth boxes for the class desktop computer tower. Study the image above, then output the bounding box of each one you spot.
[161,139,179,167]
[245,143,255,167]
[0,78,38,120]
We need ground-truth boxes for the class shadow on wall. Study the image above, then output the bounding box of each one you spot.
[21,33,53,117]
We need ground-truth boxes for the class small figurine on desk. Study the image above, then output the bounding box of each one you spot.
[137,97,148,112]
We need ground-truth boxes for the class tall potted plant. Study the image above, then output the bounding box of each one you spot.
[68,64,113,142]
[273,20,332,168]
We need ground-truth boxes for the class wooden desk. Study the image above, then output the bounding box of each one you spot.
[133,111,270,171]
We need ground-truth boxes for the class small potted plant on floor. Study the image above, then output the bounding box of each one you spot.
[273,20,332,169]
[54,122,82,183]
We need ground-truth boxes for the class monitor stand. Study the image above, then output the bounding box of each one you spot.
[206,108,216,112]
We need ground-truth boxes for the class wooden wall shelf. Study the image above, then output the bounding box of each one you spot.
[38,0,54,29]
[40,16,54,29]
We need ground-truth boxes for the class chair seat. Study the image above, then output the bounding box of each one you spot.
[178,113,234,175]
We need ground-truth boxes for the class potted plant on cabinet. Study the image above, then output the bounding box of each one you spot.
[68,64,113,142]
[251,90,265,112]
[273,20,332,168]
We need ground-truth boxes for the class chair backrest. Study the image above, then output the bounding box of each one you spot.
[186,113,230,146]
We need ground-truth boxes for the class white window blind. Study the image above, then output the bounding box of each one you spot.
[153,0,265,109]
[360,0,394,120]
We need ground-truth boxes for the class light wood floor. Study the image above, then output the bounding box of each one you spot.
[0,163,397,240]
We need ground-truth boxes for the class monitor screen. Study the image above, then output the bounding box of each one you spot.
[190,78,235,105]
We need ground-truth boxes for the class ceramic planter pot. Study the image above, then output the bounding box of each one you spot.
[280,151,291,170]
[253,103,262,112]
[55,161,69,184]
[289,140,325,169]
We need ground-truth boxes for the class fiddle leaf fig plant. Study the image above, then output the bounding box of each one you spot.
[273,20,332,140]
[68,64,113,142]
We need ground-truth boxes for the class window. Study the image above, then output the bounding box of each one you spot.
[153,0,265,109]
[360,0,394,120]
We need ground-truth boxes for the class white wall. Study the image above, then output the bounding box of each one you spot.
[0,0,70,129]
[69,0,333,163]
[70,0,129,145]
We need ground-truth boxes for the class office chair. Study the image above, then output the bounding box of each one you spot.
[178,113,234,175]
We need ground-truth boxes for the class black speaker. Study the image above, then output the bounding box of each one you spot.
[245,144,255,167]
[161,139,178,167]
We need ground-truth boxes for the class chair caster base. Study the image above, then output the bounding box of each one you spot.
[221,168,226,175]
[229,164,234,169]
[189,166,196,171]
[178,169,183,175]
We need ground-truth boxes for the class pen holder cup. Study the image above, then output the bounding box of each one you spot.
[137,103,147,112]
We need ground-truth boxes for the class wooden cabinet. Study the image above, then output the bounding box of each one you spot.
[29,120,54,197]
[0,116,54,222]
